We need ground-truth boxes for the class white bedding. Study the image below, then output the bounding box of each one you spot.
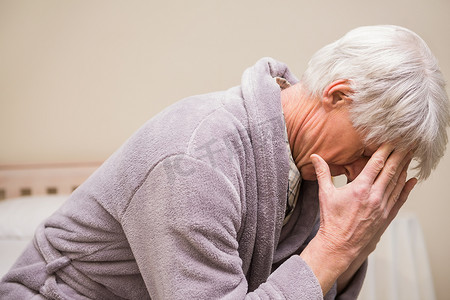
[0,195,67,277]
[0,196,436,300]
[359,212,436,300]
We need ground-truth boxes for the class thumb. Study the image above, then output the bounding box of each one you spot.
[310,154,334,192]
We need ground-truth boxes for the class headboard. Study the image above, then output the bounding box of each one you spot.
[0,163,101,200]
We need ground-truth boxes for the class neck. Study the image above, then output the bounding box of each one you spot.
[281,83,326,168]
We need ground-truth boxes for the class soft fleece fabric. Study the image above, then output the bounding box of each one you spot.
[0,58,366,299]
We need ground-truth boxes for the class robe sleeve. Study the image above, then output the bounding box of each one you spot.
[324,260,368,300]
[121,155,324,299]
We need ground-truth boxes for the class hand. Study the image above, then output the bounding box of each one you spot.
[300,144,417,294]
[336,156,417,292]
[312,144,415,259]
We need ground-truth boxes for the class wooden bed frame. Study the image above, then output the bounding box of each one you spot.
[0,163,101,200]
[0,162,348,200]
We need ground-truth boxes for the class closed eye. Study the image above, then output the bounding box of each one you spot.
[363,145,378,158]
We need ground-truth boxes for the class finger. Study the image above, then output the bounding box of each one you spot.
[374,148,409,194]
[373,177,417,242]
[383,177,417,230]
[383,152,413,202]
[396,177,418,211]
[310,154,335,193]
[405,177,418,196]
[384,167,407,214]
[357,144,395,185]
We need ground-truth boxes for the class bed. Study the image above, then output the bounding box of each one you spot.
[0,163,100,277]
[0,163,436,299]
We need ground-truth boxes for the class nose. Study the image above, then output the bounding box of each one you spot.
[344,157,370,182]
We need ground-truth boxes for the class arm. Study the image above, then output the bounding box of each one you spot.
[122,155,246,299]
[300,145,417,296]
[122,155,324,299]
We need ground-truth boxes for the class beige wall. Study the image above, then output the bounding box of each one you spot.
[1,1,449,298]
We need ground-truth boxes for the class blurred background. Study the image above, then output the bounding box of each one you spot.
[1,1,449,298]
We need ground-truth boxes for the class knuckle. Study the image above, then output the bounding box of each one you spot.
[352,183,370,198]
[370,195,383,207]
[372,157,385,172]
[392,191,400,201]
[390,175,399,187]
[364,191,383,208]
[381,208,390,220]
[385,165,397,179]
[316,167,327,178]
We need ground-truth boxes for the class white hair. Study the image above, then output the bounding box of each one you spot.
[302,25,450,180]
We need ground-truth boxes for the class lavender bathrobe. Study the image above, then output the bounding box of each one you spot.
[1,58,366,299]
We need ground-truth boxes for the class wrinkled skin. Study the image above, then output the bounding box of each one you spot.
[301,144,417,294]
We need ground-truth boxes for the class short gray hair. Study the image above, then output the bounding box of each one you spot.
[302,25,450,180]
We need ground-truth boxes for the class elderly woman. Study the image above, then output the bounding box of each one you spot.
[1,25,449,299]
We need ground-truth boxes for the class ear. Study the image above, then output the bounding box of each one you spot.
[322,80,353,111]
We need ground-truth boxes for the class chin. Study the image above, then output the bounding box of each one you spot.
[299,165,317,181]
